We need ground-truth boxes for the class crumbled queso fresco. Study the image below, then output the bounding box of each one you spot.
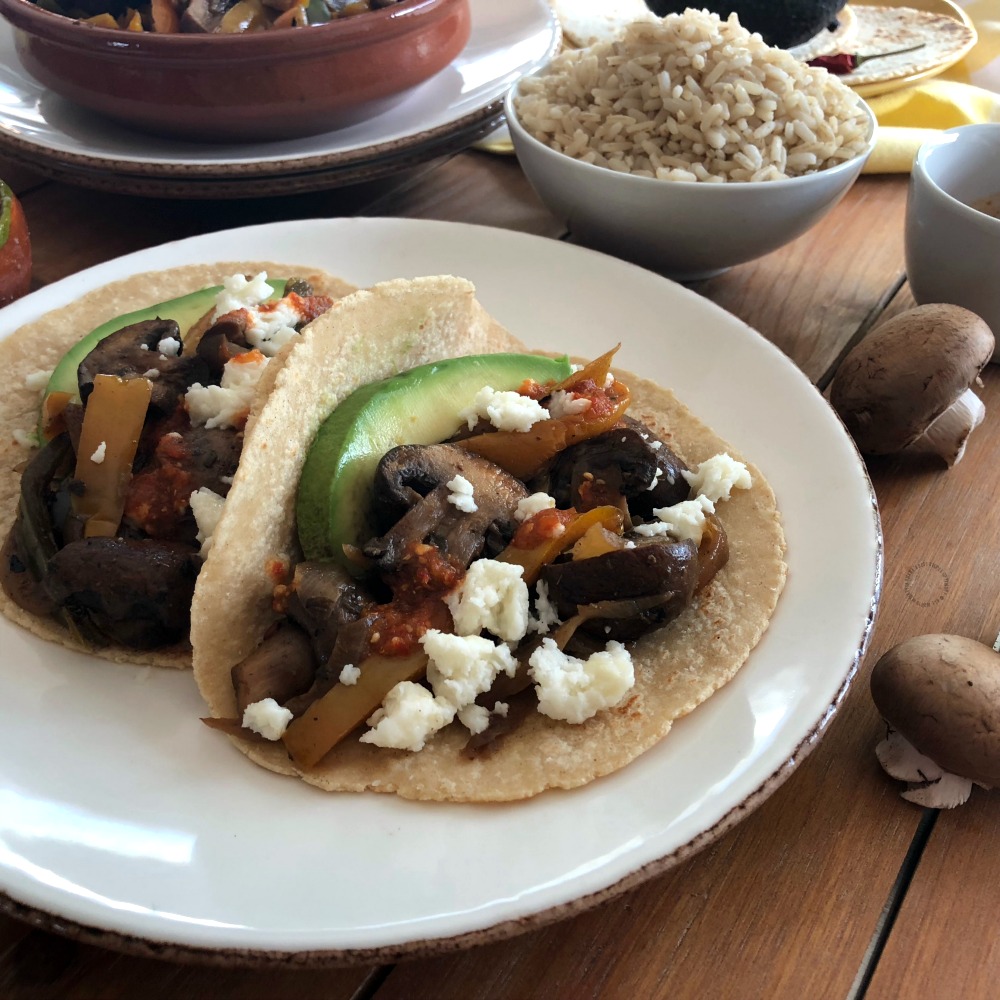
[459,385,550,433]
[183,272,318,431]
[185,352,268,430]
[446,474,477,513]
[243,697,293,740]
[189,486,226,556]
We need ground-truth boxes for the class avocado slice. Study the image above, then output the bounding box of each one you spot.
[297,353,573,568]
[38,279,288,437]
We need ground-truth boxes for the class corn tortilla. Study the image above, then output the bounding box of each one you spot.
[191,275,786,801]
[0,262,356,669]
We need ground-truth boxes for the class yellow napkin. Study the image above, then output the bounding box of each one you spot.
[864,1,1000,172]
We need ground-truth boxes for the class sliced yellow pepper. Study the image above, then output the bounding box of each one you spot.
[72,375,151,539]
[282,651,428,769]
[497,505,625,585]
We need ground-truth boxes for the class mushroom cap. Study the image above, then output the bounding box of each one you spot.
[870,633,1000,789]
[830,304,994,455]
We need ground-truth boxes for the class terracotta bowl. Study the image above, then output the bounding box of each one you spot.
[0,0,471,141]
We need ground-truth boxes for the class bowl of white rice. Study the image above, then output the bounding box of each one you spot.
[506,10,877,280]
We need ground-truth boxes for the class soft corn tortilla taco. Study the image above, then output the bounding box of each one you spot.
[0,261,356,668]
[191,275,786,801]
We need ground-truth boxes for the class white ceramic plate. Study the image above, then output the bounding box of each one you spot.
[0,0,557,180]
[0,218,881,962]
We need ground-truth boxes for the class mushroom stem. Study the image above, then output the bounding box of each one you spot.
[903,387,985,467]
[876,727,973,808]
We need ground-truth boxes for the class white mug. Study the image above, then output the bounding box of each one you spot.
[905,124,1000,362]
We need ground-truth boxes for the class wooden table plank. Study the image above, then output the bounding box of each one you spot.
[368,150,566,238]
[696,175,909,384]
[857,365,1000,1000]
[0,915,380,1000]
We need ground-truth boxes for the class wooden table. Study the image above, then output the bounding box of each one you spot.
[1,144,998,1000]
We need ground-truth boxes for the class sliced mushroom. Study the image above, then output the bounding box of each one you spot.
[46,537,199,648]
[537,417,690,516]
[364,444,529,572]
[541,536,699,641]
[285,559,373,665]
[180,0,240,32]
[231,622,317,715]
[830,304,994,467]
[77,319,209,415]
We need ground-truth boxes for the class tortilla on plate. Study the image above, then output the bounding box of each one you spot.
[191,275,786,801]
[0,262,356,668]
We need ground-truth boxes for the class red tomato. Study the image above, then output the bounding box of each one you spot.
[0,181,32,307]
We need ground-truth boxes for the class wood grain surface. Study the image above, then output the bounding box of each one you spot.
[0,145,997,1000]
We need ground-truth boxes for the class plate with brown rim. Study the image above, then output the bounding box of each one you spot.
[0,217,882,963]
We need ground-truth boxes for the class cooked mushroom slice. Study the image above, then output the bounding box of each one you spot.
[46,537,199,648]
[77,319,210,415]
[541,536,699,641]
[364,444,529,572]
[622,417,691,516]
[181,0,240,32]
[830,304,994,467]
[231,622,317,715]
[195,324,251,377]
[285,560,374,665]
[540,417,689,516]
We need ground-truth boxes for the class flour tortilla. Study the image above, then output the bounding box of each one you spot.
[545,0,654,48]
[192,275,786,801]
[0,262,356,668]
[823,5,976,87]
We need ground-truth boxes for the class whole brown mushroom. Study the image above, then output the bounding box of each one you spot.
[871,633,1000,807]
[830,304,994,467]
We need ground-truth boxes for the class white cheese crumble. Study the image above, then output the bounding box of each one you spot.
[142,368,160,379]
[90,441,107,464]
[515,492,556,522]
[647,466,662,492]
[185,353,268,430]
[650,439,663,450]
[244,299,302,358]
[633,495,715,543]
[457,703,491,736]
[528,639,634,724]
[189,486,225,556]
[529,579,561,634]
[242,698,293,740]
[682,453,752,503]
[339,663,360,686]
[445,559,529,643]
[446,474,477,513]
[214,271,274,316]
[157,336,181,357]
[24,369,52,391]
[359,682,456,752]
[12,428,36,449]
[459,386,549,433]
[548,389,591,418]
[421,629,517,710]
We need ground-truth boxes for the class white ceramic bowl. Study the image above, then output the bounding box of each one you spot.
[905,124,1000,362]
[505,85,877,281]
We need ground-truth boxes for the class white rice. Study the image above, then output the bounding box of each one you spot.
[513,10,871,183]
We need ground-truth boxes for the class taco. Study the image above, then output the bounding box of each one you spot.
[0,261,356,668]
[191,275,786,801]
